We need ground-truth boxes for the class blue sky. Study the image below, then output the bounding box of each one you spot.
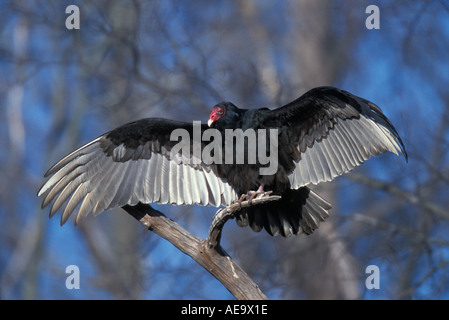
[2,1,449,300]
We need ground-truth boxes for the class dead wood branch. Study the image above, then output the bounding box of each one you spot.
[122,193,280,300]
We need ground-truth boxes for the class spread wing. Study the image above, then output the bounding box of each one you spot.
[38,118,237,225]
[260,86,407,188]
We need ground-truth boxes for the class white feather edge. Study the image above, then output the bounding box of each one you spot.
[39,137,238,225]
[289,115,405,188]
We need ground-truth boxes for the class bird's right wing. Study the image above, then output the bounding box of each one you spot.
[38,118,237,225]
[260,86,408,188]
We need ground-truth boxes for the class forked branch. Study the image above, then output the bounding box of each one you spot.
[122,192,280,300]
[207,192,281,248]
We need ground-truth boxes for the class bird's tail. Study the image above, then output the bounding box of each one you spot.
[235,187,331,237]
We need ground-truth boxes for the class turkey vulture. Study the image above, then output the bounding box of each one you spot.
[38,86,407,237]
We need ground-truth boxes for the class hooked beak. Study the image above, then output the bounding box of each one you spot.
[207,119,214,127]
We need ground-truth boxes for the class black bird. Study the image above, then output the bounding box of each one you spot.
[38,86,407,237]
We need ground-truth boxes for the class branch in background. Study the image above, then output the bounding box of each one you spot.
[348,172,449,220]
[350,212,449,248]
[122,193,281,300]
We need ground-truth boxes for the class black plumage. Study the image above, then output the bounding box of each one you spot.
[38,86,407,237]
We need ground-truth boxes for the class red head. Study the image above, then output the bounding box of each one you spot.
[208,104,227,127]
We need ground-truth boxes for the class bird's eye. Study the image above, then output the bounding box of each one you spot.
[216,109,224,115]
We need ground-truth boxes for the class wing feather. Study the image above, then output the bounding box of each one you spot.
[159,155,170,204]
[38,118,238,225]
[258,87,407,188]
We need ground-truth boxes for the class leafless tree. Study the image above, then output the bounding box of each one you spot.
[1,0,448,300]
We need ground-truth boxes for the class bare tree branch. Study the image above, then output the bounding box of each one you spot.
[348,172,449,220]
[207,192,281,249]
[122,194,281,300]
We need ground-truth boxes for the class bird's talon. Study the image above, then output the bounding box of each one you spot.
[232,194,247,209]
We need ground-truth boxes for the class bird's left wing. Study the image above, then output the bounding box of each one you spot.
[259,86,407,188]
[38,118,237,225]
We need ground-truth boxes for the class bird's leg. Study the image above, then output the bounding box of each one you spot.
[232,183,269,207]
[238,193,248,202]
[246,183,265,204]
[232,193,247,209]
